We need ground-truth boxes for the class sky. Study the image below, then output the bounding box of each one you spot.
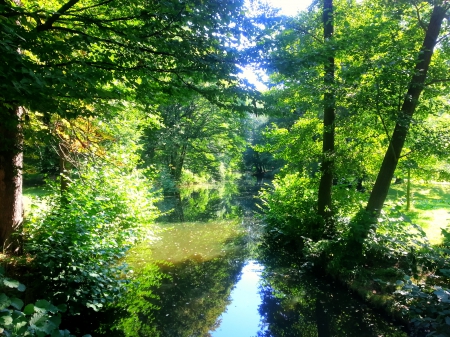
[267,0,312,16]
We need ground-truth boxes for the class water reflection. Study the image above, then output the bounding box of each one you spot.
[71,182,409,337]
[111,217,249,337]
[126,251,246,337]
[156,182,261,223]
[211,261,265,337]
[256,265,408,337]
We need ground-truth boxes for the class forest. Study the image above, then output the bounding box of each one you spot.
[1,0,450,336]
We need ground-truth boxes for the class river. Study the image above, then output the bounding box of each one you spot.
[69,180,409,336]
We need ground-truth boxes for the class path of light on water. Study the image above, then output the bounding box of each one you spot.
[210,261,265,337]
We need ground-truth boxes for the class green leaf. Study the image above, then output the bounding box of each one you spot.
[29,311,47,328]
[9,297,24,310]
[47,302,59,314]
[23,303,35,315]
[34,299,51,311]
[51,330,63,337]
[0,312,13,326]
[48,315,61,327]
[0,293,10,310]
[56,304,67,313]
[3,278,20,289]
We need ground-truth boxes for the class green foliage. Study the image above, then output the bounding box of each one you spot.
[395,278,450,337]
[25,161,159,313]
[347,210,450,336]
[24,110,160,314]
[0,267,86,337]
[108,263,165,336]
[259,173,323,254]
[141,96,247,188]
[362,207,429,266]
[1,0,253,114]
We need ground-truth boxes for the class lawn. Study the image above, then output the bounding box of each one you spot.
[388,181,450,244]
[23,186,51,217]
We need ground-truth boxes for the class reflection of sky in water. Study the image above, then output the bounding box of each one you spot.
[211,261,265,337]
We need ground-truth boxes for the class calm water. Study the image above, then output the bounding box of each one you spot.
[74,180,409,336]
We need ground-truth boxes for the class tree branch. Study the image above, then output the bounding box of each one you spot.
[65,0,113,13]
[425,78,450,86]
[413,2,427,32]
[42,26,178,58]
[36,0,81,32]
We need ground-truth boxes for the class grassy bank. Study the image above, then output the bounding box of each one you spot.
[388,181,450,244]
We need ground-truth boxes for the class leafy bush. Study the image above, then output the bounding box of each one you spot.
[0,267,87,337]
[24,161,160,314]
[395,277,450,337]
[360,210,450,336]
[259,173,323,256]
[362,206,430,270]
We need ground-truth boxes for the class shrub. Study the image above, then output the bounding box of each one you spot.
[24,162,160,314]
[0,267,87,337]
[259,173,323,258]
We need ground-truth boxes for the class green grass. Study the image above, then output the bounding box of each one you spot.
[388,181,450,245]
[23,186,51,217]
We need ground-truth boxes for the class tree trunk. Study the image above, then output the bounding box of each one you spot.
[406,167,411,211]
[346,5,447,259]
[317,0,336,232]
[365,5,446,218]
[0,106,24,253]
[58,142,71,193]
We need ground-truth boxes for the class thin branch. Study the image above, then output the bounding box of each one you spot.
[399,150,413,159]
[39,60,193,75]
[425,78,450,86]
[437,32,450,44]
[36,0,81,32]
[41,26,177,57]
[294,26,323,44]
[413,2,427,32]
[65,0,113,13]
[375,81,397,162]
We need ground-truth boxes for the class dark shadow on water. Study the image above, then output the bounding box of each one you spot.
[255,264,408,337]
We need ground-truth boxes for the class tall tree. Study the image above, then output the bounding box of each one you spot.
[0,106,23,253]
[0,0,252,251]
[317,0,336,229]
[365,3,449,218]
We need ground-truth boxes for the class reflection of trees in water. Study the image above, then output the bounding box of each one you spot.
[113,239,247,337]
[156,182,263,223]
[256,267,408,337]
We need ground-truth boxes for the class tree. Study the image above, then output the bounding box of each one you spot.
[256,0,450,251]
[0,106,24,252]
[317,0,336,230]
[346,2,450,256]
[0,0,252,251]
[142,96,246,185]
[365,3,449,218]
